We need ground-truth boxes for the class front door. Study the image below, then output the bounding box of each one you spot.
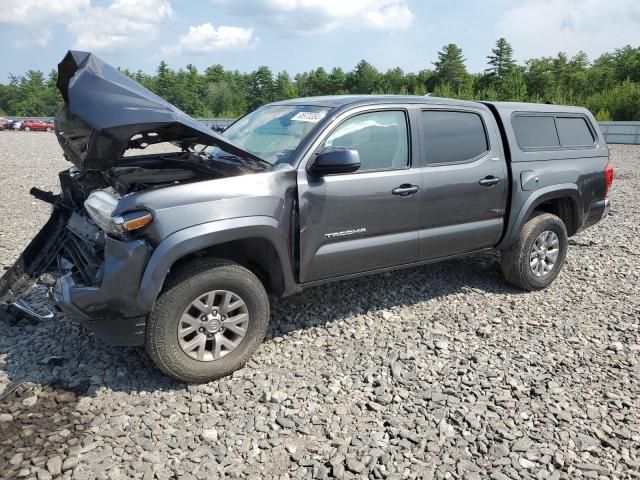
[298,108,422,283]
[417,107,508,259]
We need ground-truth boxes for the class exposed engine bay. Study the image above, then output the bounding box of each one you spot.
[62,150,249,203]
[1,49,269,314]
[0,150,251,306]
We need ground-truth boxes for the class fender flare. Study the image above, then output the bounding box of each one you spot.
[498,184,583,249]
[136,216,294,310]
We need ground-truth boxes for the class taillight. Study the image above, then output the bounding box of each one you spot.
[605,163,614,197]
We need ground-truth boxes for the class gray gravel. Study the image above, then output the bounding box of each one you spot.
[0,131,638,479]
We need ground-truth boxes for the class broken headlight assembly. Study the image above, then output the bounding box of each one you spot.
[84,189,153,236]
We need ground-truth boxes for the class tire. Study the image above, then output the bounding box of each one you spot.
[24,127,30,131]
[146,259,270,382]
[500,213,568,291]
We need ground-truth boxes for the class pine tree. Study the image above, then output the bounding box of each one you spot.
[433,44,468,91]
[498,67,527,101]
[347,60,380,94]
[487,38,516,78]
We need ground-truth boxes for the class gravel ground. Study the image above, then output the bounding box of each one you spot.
[0,131,638,480]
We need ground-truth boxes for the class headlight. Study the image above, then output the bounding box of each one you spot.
[84,189,153,236]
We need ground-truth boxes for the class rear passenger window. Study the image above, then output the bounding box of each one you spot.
[421,111,488,164]
[556,117,594,146]
[513,116,560,148]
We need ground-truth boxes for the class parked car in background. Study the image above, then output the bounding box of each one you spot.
[20,119,53,131]
[9,120,21,130]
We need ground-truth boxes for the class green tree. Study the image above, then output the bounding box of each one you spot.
[246,66,274,110]
[487,38,516,78]
[380,67,406,94]
[347,60,380,94]
[274,71,297,100]
[3,44,640,120]
[613,45,640,82]
[327,67,347,94]
[207,81,237,117]
[433,44,468,92]
[498,67,527,101]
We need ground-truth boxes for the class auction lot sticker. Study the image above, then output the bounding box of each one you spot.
[291,111,327,123]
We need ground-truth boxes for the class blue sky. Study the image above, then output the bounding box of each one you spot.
[1,0,639,81]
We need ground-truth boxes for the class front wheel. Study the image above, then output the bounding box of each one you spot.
[500,213,568,291]
[146,259,270,382]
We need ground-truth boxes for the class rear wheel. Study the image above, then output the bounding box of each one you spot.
[146,259,270,382]
[500,213,568,291]
[24,127,30,131]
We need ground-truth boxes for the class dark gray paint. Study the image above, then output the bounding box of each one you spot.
[415,103,508,260]
[31,91,610,337]
[132,97,608,302]
[55,50,262,170]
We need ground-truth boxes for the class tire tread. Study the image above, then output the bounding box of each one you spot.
[146,259,269,383]
[500,213,568,291]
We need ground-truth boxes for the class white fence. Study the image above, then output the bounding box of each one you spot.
[598,122,640,145]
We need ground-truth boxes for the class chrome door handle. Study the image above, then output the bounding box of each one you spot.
[392,184,420,196]
[479,176,501,187]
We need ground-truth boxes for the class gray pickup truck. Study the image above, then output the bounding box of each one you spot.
[0,52,613,382]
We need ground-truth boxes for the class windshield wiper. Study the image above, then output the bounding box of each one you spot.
[201,150,272,170]
[220,153,272,169]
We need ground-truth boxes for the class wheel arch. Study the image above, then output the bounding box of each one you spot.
[137,216,296,310]
[499,184,583,249]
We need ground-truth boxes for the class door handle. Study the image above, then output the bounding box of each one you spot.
[479,176,501,187]
[392,184,420,196]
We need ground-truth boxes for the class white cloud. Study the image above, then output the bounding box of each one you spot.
[0,0,89,25]
[173,23,258,54]
[0,0,175,51]
[69,0,174,51]
[498,0,640,61]
[14,29,53,48]
[210,0,415,34]
[365,3,413,31]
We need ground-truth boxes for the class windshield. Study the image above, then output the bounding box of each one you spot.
[204,105,331,165]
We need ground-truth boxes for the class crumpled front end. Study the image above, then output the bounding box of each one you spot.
[0,207,66,305]
[55,50,261,171]
[0,172,154,346]
[0,49,267,346]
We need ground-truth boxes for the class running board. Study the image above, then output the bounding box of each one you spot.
[13,299,55,320]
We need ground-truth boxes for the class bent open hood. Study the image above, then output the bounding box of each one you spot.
[55,50,253,170]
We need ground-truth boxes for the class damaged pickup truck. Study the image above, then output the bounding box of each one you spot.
[0,51,612,382]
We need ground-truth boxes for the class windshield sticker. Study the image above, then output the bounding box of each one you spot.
[291,111,327,123]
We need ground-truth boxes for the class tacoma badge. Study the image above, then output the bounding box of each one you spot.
[325,228,367,239]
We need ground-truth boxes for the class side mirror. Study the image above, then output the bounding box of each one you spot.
[309,148,360,175]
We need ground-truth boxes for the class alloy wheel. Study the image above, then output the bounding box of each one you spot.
[529,230,560,277]
[177,290,249,362]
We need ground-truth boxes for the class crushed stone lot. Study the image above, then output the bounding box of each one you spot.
[0,131,638,479]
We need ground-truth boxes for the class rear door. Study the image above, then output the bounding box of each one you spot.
[417,106,508,260]
[297,107,422,282]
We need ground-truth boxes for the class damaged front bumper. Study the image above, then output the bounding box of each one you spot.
[51,236,152,346]
[1,208,153,347]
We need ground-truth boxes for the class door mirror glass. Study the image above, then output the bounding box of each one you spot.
[309,148,361,175]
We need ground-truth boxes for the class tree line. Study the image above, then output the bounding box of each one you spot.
[1,39,639,121]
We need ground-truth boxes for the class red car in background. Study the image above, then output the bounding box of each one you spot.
[20,119,53,131]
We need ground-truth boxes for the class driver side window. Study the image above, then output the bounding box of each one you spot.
[322,111,409,172]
